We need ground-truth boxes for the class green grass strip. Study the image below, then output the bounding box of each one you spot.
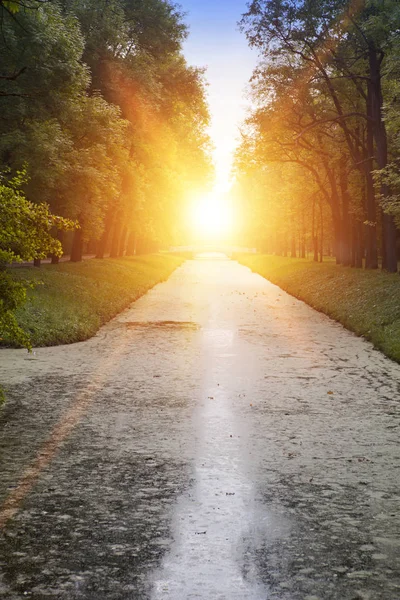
[237,254,400,364]
[6,254,185,347]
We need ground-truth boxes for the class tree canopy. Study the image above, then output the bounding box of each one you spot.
[235,0,400,271]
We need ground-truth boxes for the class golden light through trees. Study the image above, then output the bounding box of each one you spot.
[232,0,400,269]
[2,0,400,264]
[188,191,234,240]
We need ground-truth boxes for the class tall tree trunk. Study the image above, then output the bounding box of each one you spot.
[339,158,351,266]
[110,218,123,258]
[364,90,378,269]
[313,237,319,262]
[324,166,341,264]
[33,258,41,268]
[291,232,296,257]
[51,229,64,264]
[312,197,318,261]
[96,212,114,259]
[351,218,363,268]
[118,227,128,257]
[70,228,83,262]
[319,200,324,263]
[301,210,306,258]
[355,220,363,268]
[369,44,397,272]
[333,218,342,265]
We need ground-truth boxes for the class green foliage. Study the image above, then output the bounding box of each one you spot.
[0,271,31,349]
[56,95,133,240]
[375,35,400,224]
[0,1,90,208]
[0,171,76,264]
[0,1,48,12]
[0,173,76,350]
[2,1,19,12]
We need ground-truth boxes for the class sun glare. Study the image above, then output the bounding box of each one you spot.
[189,192,233,240]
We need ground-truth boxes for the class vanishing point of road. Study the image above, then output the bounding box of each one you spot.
[0,255,399,599]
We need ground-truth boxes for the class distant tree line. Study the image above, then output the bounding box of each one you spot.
[234,0,400,272]
[0,0,212,264]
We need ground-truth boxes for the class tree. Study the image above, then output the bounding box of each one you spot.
[1,0,212,268]
[238,0,400,270]
[0,170,75,351]
[60,0,212,256]
[0,1,89,205]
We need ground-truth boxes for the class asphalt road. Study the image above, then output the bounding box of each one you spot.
[0,255,399,599]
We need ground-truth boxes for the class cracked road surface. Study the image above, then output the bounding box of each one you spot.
[0,255,400,600]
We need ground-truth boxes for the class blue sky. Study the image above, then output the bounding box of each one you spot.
[180,0,258,192]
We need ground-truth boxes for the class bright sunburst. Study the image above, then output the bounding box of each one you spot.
[189,192,233,240]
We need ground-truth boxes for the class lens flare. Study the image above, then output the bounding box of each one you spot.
[189,192,233,240]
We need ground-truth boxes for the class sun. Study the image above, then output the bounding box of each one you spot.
[189,192,233,240]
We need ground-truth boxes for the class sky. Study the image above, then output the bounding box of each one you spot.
[180,0,258,195]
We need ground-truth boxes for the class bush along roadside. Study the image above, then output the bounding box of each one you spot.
[237,254,400,364]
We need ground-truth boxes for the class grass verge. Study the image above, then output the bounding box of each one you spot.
[237,254,400,364]
[4,254,185,347]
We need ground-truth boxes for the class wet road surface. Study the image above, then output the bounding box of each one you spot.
[0,255,399,599]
